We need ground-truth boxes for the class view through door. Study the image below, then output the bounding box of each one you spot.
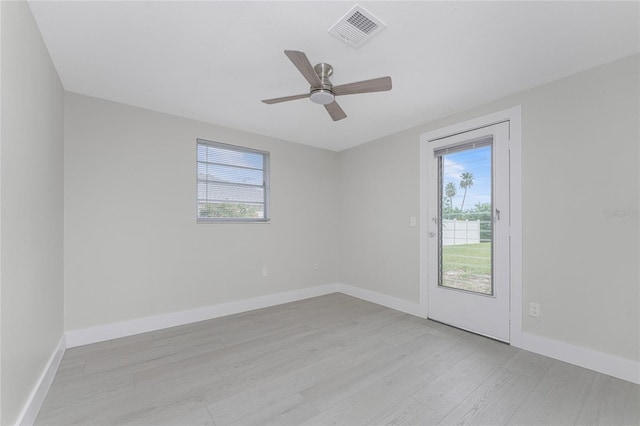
[438,142,493,295]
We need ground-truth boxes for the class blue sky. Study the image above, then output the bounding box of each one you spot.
[442,145,492,211]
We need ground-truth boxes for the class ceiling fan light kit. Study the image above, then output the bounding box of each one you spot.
[262,50,392,121]
[310,89,335,105]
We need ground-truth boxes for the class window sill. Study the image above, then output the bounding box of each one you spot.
[197,218,271,224]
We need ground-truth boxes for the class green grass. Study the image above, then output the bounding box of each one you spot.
[442,242,491,275]
[441,243,492,294]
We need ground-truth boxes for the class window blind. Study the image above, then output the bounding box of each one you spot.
[197,139,270,221]
[433,135,493,157]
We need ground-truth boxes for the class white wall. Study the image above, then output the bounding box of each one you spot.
[339,134,420,302]
[64,93,339,331]
[339,55,639,362]
[0,2,65,424]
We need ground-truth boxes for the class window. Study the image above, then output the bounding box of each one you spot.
[197,139,270,222]
[435,139,493,295]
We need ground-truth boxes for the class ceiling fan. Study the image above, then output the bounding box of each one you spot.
[262,50,392,121]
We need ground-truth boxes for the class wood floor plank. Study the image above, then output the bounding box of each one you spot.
[367,397,442,426]
[411,339,517,416]
[34,294,639,426]
[230,393,319,426]
[39,373,135,415]
[300,351,451,426]
[206,336,392,424]
[133,352,223,390]
[37,372,217,425]
[120,405,215,426]
[502,348,554,378]
[300,331,453,411]
[437,368,541,425]
[52,354,86,383]
[507,360,595,425]
[435,350,553,425]
[575,373,640,426]
[82,344,182,376]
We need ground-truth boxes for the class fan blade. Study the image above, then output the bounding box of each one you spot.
[262,93,310,104]
[333,76,392,96]
[324,101,347,121]
[284,50,322,87]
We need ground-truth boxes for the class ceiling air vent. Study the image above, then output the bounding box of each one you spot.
[328,5,386,48]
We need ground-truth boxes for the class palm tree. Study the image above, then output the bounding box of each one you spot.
[445,182,457,213]
[459,171,474,211]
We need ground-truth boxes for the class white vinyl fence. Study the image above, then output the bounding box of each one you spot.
[442,219,480,245]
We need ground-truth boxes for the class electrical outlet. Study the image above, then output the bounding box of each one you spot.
[261,267,268,277]
[529,302,541,318]
[313,263,319,271]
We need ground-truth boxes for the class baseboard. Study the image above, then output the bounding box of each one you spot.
[16,334,67,426]
[64,282,639,386]
[337,283,423,318]
[511,330,640,385]
[65,284,339,348]
[338,283,639,384]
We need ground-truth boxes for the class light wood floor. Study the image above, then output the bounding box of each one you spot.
[35,294,639,425]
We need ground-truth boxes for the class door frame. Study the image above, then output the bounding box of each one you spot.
[419,106,522,342]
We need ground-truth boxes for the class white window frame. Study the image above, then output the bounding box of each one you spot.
[196,139,270,223]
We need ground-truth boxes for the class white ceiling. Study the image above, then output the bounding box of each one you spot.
[29,1,639,151]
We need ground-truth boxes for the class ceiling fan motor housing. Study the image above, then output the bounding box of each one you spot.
[310,63,335,105]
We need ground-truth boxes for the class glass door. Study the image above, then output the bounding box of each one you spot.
[427,122,510,342]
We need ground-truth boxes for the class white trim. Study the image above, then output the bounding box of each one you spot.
[513,331,640,385]
[339,282,639,384]
[65,282,423,346]
[507,108,523,345]
[337,283,423,317]
[418,137,429,318]
[45,277,634,420]
[65,284,338,348]
[419,106,523,342]
[16,335,67,426]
